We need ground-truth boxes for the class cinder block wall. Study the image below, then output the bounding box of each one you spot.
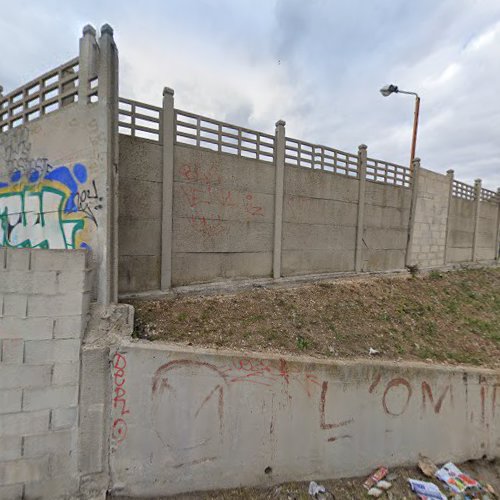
[411,168,450,268]
[0,248,90,500]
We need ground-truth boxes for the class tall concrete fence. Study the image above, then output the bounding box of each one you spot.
[1,24,499,297]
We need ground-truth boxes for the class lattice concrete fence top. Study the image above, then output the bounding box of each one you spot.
[1,23,500,299]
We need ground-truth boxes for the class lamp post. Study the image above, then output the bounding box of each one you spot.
[380,84,420,173]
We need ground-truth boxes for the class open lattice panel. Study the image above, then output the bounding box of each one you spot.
[118,98,162,142]
[284,137,359,177]
[480,187,498,203]
[366,157,411,187]
[0,58,80,133]
[452,180,476,200]
[175,109,275,163]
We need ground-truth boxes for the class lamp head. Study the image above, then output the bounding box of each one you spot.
[380,84,398,97]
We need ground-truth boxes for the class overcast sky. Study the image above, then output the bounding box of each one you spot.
[1,0,499,189]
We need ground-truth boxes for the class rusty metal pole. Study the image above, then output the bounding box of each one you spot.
[410,95,420,172]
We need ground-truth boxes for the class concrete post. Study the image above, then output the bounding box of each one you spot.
[0,85,3,98]
[78,25,98,105]
[405,157,421,267]
[354,144,367,272]
[443,169,454,264]
[273,120,286,279]
[161,87,175,290]
[495,188,500,261]
[472,178,482,262]
[97,24,119,304]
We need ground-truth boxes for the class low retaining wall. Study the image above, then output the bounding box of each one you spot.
[109,341,500,497]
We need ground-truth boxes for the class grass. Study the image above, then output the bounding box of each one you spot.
[130,267,500,368]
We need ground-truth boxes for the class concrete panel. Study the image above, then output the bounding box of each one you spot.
[174,145,276,195]
[118,218,161,257]
[363,249,406,271]
[173,218,273,253]
[173,183,275,224]
[119,177,162,221]
[119,255,160,293]
[283,223,356,251]
[172,252,273,286]
[282,249,355,275]
[364,182,412,209]
[119,135,163,183]
[447,247,473,263]
[283,196,358,226]
[363,227,407,250]
[447,198,476,263]
[285,167,359,203]
[364,205,410,229]
[109,343,499,497]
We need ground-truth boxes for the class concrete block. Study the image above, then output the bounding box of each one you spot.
[28,292,85,318]
[24,339,80,364]
[79,404,105,475]
[51,407,78,431]
[0,317,53,340]
[0,389,22,414]
[23,385,78,411]
[0,484,23,500]
[30,249,87,272]
[0,436,22,461]
[0,270,58,295]
[2,295,27,318]
[0,410,49,436]
[56,270,93,294]
[1,339,23,364]
[0,456,48,485]
[5,249,31,271]
[52,363,79,386]
[0,365,51,390]
[23,429,74,458]
[53,316,84,339]
[283,196,357,226]
[282,223,356,251]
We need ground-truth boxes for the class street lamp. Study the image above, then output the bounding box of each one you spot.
[380,84,421,171]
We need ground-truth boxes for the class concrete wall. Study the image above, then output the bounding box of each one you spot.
[171,146,275,285]
[118,135,163,293]
[362,182,411,271]
[282,167,358,275]
[0,248,90,500]
[477,200,499,261]
[447,198,476,263]
[411,168,450,268]
[109,341,500,497]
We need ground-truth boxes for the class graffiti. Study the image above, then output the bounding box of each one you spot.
[422,381,452,414]
[0,160,99,249]
[112,353,130,445]
[179,163,264,237]
[151,360,226,465]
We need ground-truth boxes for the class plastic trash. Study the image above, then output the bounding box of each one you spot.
[369,347,380,355]
[435,462,480,494]
[367,487,383,497]
[308,481,326,497]
[408,478,447,500]
[376,480,392,490]
[364,467,389,489]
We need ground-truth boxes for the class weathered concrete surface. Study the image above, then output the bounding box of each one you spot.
[411,168,450,268]
[0,248,90,500]
[477,200,499,261]
[448,197,476,263]
[171,145,275,286]
[362,182,411,271]
[109,341,500,497]
[282,167,358,276]
[118,135,163,293]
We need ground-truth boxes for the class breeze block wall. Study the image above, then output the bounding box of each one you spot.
[0,248,90,500]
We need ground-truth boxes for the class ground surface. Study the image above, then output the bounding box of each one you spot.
[131,267,500,368]
[113,458,500,498]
